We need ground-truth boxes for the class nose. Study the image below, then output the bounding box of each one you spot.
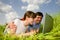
[38,18,42,21]
[38,18,41,20]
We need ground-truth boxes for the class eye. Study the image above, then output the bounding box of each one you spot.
[38,17,40,18]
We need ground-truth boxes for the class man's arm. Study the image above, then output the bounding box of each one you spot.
[24,27,39,36]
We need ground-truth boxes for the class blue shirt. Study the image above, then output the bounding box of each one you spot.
[28,22,40,32]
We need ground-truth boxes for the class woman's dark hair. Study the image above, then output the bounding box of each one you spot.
[24,11,36,20]
[35,12,43,17]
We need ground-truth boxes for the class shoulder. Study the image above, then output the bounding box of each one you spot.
[14,19,22,22]
[14,19,20,21]
[14,18,22,25]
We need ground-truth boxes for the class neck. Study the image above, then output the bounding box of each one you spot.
[34,19,36,23]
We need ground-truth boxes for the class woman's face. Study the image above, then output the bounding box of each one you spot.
[27,18,34,25]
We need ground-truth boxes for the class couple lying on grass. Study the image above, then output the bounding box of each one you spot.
[4,11,43,36]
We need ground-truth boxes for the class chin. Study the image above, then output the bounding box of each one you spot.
[30,23,33,25]
[36,22,40,24]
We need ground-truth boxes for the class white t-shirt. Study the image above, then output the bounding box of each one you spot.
[14,19,26,34]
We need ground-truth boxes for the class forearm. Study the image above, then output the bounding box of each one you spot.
[18,31,36,37]
[24,32,36,36]
[36,29,39,33]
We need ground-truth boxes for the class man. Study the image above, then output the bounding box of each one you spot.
[26,12,43,34]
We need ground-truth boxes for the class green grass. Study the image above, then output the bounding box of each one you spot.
[0,13,60,40]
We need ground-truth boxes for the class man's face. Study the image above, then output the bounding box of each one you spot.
[34,15,43,24]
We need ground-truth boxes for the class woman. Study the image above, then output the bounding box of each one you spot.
[4,11,36,35]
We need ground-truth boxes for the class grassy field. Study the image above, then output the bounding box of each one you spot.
[0,13,60,40]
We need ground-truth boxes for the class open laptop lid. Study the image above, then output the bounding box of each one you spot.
[42,13,53,34]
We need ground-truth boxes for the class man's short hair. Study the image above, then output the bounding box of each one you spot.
[35,12,43,17]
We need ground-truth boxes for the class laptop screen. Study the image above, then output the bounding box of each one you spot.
[42,13,53,34]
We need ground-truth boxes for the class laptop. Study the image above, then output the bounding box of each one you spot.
[40,13,53,34]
